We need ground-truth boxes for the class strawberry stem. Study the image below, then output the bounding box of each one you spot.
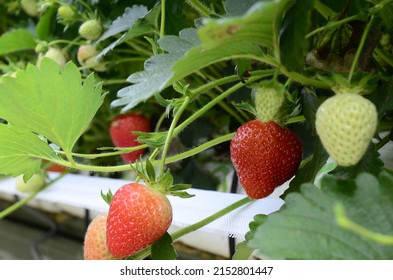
[126,196,253,260]
[160,0,166,38]
[348,15,375,83]
[159,96,191,178]
[170,197,253,241]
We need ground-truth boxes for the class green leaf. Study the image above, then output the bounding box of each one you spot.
[0,29,36,55]
[198,1,286,51]
[0,124,60,179]
[97,5,149,43]
[100,189,113,206]
[245,214,268,241]
[170,191,195,198]
[112,28,199,112]
[145,159,157,182]
[249,172,393,259]
[134,131,168,148]
[301,87,321,133]
[97,5,160,59]
[0,59,105,160]
[287,139,329,195]
[232,241,255,260]
[224,0,260,16]
[112,1,290,111]
[169,184,192,191]
[279,0,313,72]
[151,232,177,260]
[35,6,57,40]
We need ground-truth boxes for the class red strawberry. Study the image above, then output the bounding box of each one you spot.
[83,213,118,260]
[109,113,150,163]
[106,183,172,258]
[230,120,303,199]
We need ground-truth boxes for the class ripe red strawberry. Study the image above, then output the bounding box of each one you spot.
[83,213,118,260]
[109,113,150,163]
[106,183,172,258]
[230,120,303,199]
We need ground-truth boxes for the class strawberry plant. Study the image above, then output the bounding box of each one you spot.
[0,0,393,260]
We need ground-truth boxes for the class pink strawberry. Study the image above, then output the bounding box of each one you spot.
[230,120,303,199]
[106,183,172,258]
[109,113,150,163]
[83,213,118,260]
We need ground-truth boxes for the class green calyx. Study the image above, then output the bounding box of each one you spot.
[132,159,194,198]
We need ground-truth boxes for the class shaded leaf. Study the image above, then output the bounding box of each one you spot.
[112,1,290,112]
[0,124,60,179]
[96,5,160,59]
[287,139,329,195]
[151,232,177,260]
[279,0,313,72]
[97,5,149,43]
[232,241,254,260]
[35,6,57,40]
[112,28,200,112]
[224,0,260,16]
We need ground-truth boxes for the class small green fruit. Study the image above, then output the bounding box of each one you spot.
[57,5,76,24]
[78,19,103,41]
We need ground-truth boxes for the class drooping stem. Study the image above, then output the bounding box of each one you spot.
[170,197,253,240]
[186,0,212,17]
[48,133,235,173]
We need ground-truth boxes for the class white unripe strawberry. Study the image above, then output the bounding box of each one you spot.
[15,172,46,193]
[315,93,378,166]
[36,47,67,67]
[77,45,106,72]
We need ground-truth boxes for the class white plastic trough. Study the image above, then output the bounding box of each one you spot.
[0,172,286,258]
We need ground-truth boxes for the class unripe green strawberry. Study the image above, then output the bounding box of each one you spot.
[15,172,46,193]
[78,19,103,41]
[253,83,285,122]
[106,183,172,258]
[84,213,119,260]
[230,120,303,199]
[315,93,378,166]
[57,5,74,20]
